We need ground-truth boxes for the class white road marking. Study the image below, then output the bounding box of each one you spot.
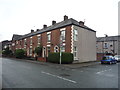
[96,69,112,74]
[41,71,77,84]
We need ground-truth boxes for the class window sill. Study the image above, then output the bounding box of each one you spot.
[47,42,51,43]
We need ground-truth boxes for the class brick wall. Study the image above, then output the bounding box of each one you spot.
[11,25,72,59]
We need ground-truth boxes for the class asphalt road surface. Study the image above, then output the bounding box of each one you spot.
[2,58,119,88]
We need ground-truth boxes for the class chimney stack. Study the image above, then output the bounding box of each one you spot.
[36,29,39,31]
[52,20,56,25]
[31,29,34,33]
[64,15,68,21]
[79,21,84,26]
[43,24,47,28]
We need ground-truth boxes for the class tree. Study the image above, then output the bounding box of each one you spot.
[2,47,12,56]
[34,45,42,57]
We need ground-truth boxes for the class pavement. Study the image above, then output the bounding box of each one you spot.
[11,57,101,69]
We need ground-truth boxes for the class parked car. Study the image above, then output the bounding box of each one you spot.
[114,55,120,62]
[101,56,117,64]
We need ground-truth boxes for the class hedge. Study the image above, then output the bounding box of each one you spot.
[48,52,73,64]
[15,49,25,59]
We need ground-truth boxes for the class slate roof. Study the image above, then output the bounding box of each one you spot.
[12,34,23,41]
[16,18,96,40]
[97,35,120,42]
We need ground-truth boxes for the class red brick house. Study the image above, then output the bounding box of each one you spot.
[11,15,96,63]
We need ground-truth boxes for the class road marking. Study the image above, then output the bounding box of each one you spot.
[41,71,77,84]
[96,69,112,74]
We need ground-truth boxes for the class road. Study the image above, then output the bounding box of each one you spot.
[2,58,119,88]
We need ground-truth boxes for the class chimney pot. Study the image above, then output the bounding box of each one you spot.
[43,24,47,28]
[52,20,56,25]
[31,29,34,33]
[79,21,84,26]
[64,15,68,21]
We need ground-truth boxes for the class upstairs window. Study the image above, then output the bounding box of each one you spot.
[73,29,78,41]
[24,39,27,46]
[60,30,65,41]
[104,43,108,48]
[30,37,32,45]
[38,36,41,45]
[47,32,51,43]
[16,41,18,45]
[12,43,15,46]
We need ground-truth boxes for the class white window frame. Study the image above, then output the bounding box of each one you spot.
[37,35,41,45]
[60,28,66,42]
[104,43,108,48]
[73,29,78,41]
[24,39,27,46]
[12,43,15,46]
[30,37,32,45]
[73,46,77,59]
[47,32,51,43]
[16,41,18,45]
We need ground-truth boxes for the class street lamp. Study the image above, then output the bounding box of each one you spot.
[59,35,63,64]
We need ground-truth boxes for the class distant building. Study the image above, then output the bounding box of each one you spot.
[1,40,11,50]
[97,35,120,60]
[11,34,23,53]
[11,15,96,63]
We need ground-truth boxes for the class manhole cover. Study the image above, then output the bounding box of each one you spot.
[60,74,70,76]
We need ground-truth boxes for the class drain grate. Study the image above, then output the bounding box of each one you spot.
[60,74,70,77]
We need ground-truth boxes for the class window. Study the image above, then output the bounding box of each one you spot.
[47,33,51,43]
[12,43,15,46]
[30,38,32,45]
[73,29,78,41]
[38,36,41,45]
[61,46,65,52]
[16,41,18,45]
[24,39,27,46]
[104,43,108,48]
[73,46,77,58]
[60,30,65,41]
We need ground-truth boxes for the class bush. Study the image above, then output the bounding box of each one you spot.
[15,49,25,59]
[34,45,42,57]
[48,52,73,64]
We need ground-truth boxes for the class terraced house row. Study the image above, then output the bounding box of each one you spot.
[11,15,96,63]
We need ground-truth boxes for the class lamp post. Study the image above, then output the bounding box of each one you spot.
[59,35,63,65]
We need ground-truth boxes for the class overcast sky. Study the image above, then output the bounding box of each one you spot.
[0,0,119,41]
